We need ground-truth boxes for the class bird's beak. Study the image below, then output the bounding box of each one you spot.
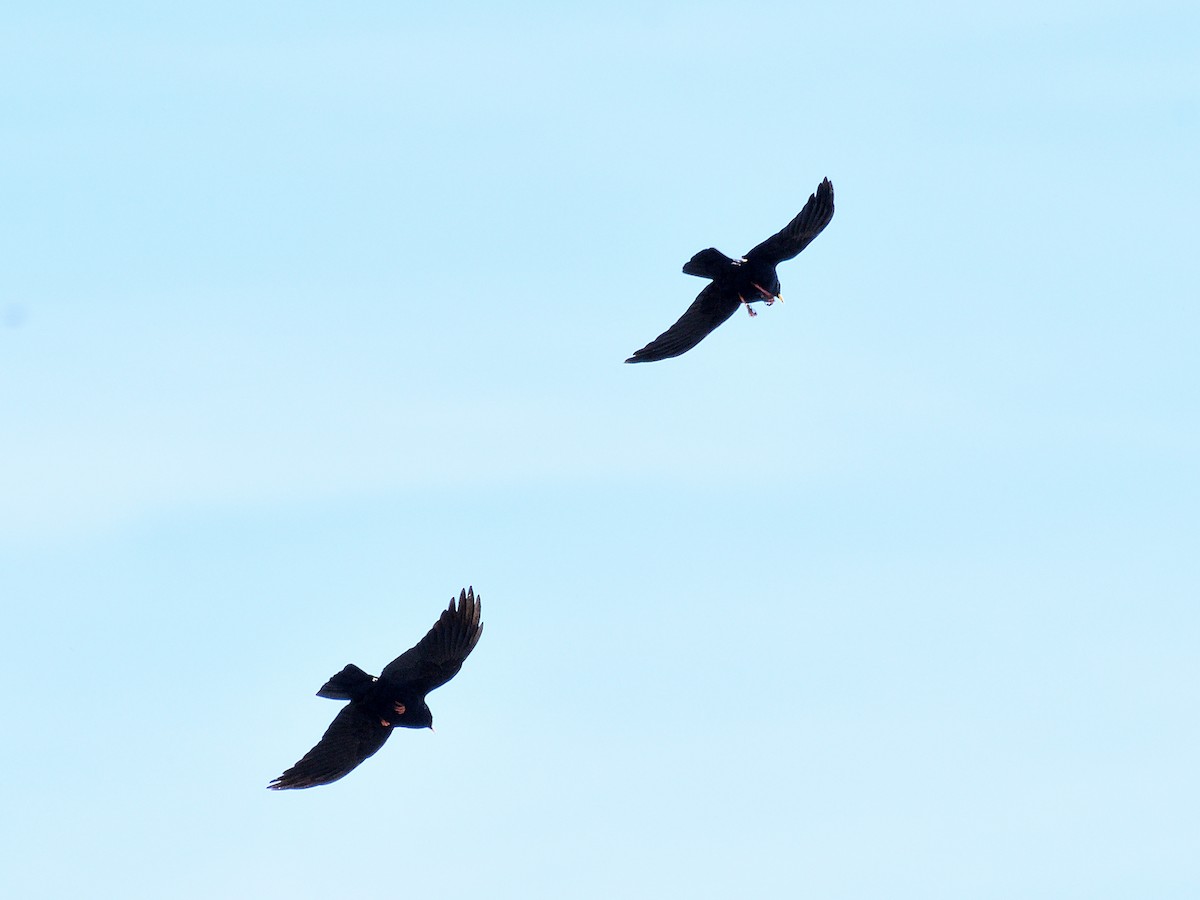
[775,293,784,304]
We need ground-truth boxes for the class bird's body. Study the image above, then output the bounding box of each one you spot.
[314,662,434,729]
[626,178,834,363]
[269,587,483,790]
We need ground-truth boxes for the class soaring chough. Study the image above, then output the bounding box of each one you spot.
[269,588,483,790]
[626,178,834,363]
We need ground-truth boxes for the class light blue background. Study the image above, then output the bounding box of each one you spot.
[2,2,1197,897]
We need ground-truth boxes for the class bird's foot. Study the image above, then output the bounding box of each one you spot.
[738,294,758,317]
[379,718,390,727]
[393,702,406,715]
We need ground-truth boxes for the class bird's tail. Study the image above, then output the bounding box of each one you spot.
[316,663,374,700]
[682,248,736,279]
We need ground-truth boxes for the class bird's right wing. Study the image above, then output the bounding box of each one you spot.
[268,704,392,790]
[624,283,742,363]
[380,588,484,695]
[744,178,834,265]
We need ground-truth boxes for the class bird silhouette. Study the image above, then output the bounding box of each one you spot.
[626,178,834,363]
[269,587,483,790]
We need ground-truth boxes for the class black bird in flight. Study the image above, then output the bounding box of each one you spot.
[626,177,834,363]
[269,588,483,790]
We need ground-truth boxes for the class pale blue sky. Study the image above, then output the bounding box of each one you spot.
[2,2,1197,898]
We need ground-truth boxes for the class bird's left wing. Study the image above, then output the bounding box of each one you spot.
[624,282,742,363]
[380,588,484,694]
[744,178,834,265]
[268,703,392,790]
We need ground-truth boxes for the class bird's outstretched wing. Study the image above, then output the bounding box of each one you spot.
[624,282,742,363]
[380,588,484,694]
[268,704,391,790]
[744,178,834,265]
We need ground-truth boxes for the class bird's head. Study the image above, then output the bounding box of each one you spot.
[398,700,433,730]
[750,278,782,303]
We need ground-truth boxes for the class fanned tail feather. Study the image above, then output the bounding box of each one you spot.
[316,663,374,700]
